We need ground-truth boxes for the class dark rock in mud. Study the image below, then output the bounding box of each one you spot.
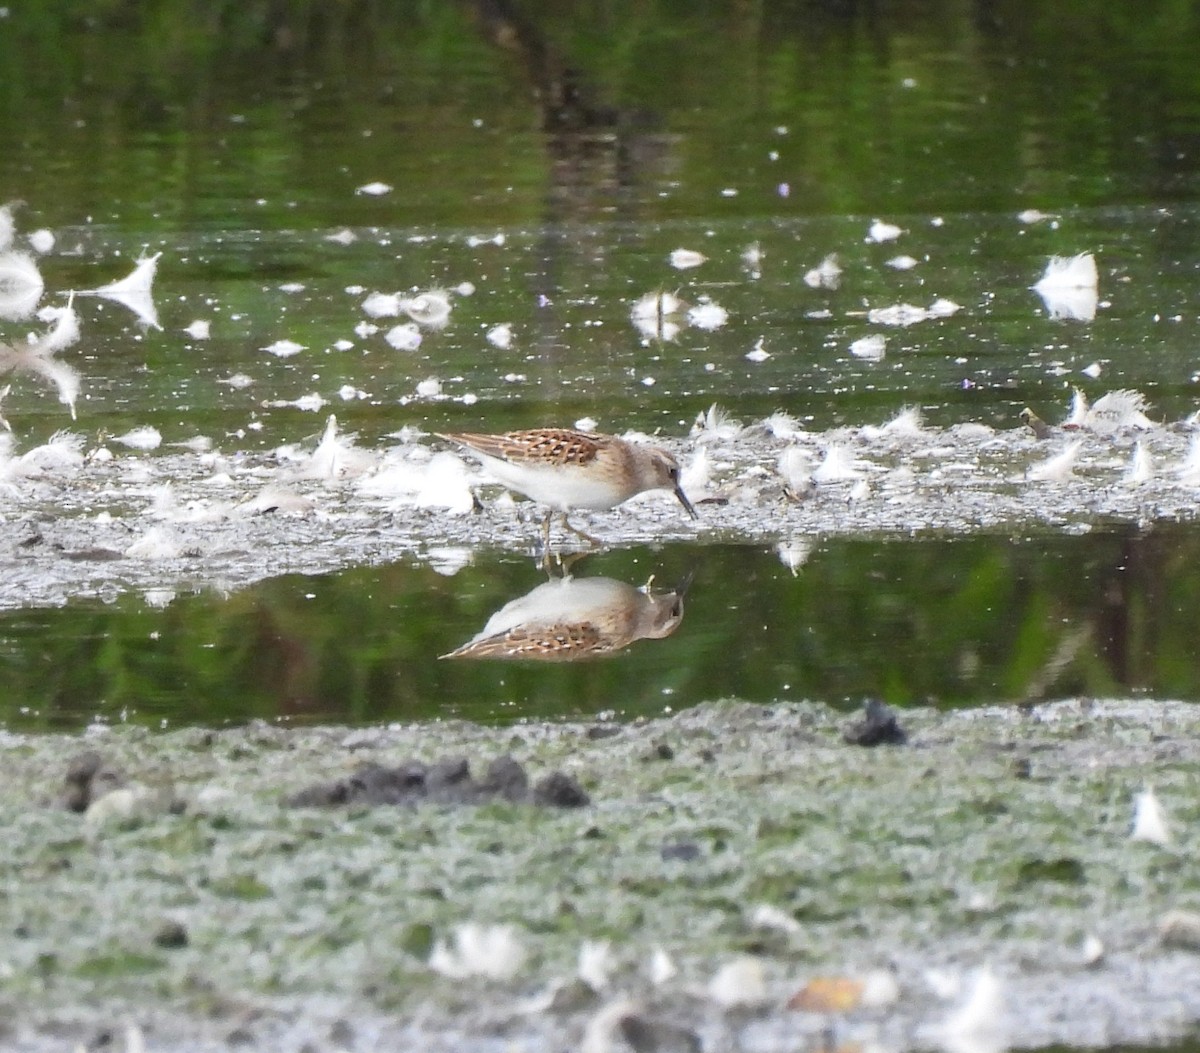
[152,920,189,949]
[285,753,589,809]
[61,751,127,812]
[843,698,908,747]
[620,1012,703,1053]
[661,841,702,862]
[533,770,590,808]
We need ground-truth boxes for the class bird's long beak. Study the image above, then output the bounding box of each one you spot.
[674,484,698,519]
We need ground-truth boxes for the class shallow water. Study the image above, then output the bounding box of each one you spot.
[2,525,1198,730]
[1,9,1200,733]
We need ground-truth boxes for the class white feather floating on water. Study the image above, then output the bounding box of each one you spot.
[401,289,453,328]
[1131,785,1170,845]
[268,393,326,413]
[124,526,184,561]
[868,302,930,326]
[761,411,803,439]
[669,247,707,270]
[1085,389,1155,434]
[630,290,685,322]
[1037,285,1098,322]
[1025,440,1082,482]
[1018,209,1057,224]
[1065,388,1089,428]
[486,323,514,349]
[777,445,813,493]
[1176,435,1200,484]
[301,415,375,481]
[867,218,904,243]
[0,250,45,321]
[630,290,686,342]
[183,319,211,340]
[744,337,770,362]
[359,450,476,515]
[1034,253,1098,322]
[687,297,728,331]
[113,426,163,451]
[355,181,392,196]
[777,537,812,575]
[850,334,887,360]
[0,201,15,251]
[1126,443,1154,485]
[30,357,79,419]
[33,300,81,355]
[679,446,712,499]
[262,339,306,358]
[18,431,85,474]
[862,405,923,440]
[742,241,763,273]
[0,299,82,418]
[385,323,422,352]
[691,402,742,443]
[928,297,962,317]
[813,444,863,483]
[1035,252,1098,292]
[81,252,162,329]
[803,253,842,289]
[801,253,840,290]
[362,291,402,318]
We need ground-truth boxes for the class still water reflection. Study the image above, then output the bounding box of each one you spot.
[1,524,1195,731]
[441,566,688,661]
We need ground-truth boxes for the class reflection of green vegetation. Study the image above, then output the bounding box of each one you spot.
[3,526,1199,730]
[2,0,1199,232]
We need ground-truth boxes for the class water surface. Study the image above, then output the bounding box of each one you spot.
[3,526,1196,730]
[1,2,1199,730]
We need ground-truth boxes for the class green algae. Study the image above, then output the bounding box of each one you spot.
[0,698,1198,1049]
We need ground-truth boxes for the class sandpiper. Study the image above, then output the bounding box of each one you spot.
[441,573,688,660]
[437,428,697,546]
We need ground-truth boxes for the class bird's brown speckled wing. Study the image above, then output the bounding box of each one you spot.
[439,429,604,467]
[440,621,616,661]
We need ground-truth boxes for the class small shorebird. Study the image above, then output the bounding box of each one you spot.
[438,428,697,546]
[1019,407,1054,440]
[441,573,688,661]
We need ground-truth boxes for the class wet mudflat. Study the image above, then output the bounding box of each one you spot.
[4,4,1200,1051]
[2,698,1199,1052]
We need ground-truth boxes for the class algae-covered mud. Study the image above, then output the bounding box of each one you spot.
[2,698,1200,1052]
[2,407,1200,611]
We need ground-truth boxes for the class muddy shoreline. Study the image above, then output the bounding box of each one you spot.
[3,698,1199,1052]
[2,416,1199,610]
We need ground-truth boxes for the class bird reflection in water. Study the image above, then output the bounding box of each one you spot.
[441,567,690,662]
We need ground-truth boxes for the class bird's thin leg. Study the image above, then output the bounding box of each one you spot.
[561,513,603,547]
[537,511,555,572]
[559,550,589,575]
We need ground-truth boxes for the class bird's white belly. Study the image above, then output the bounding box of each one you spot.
[477,454,625,510]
